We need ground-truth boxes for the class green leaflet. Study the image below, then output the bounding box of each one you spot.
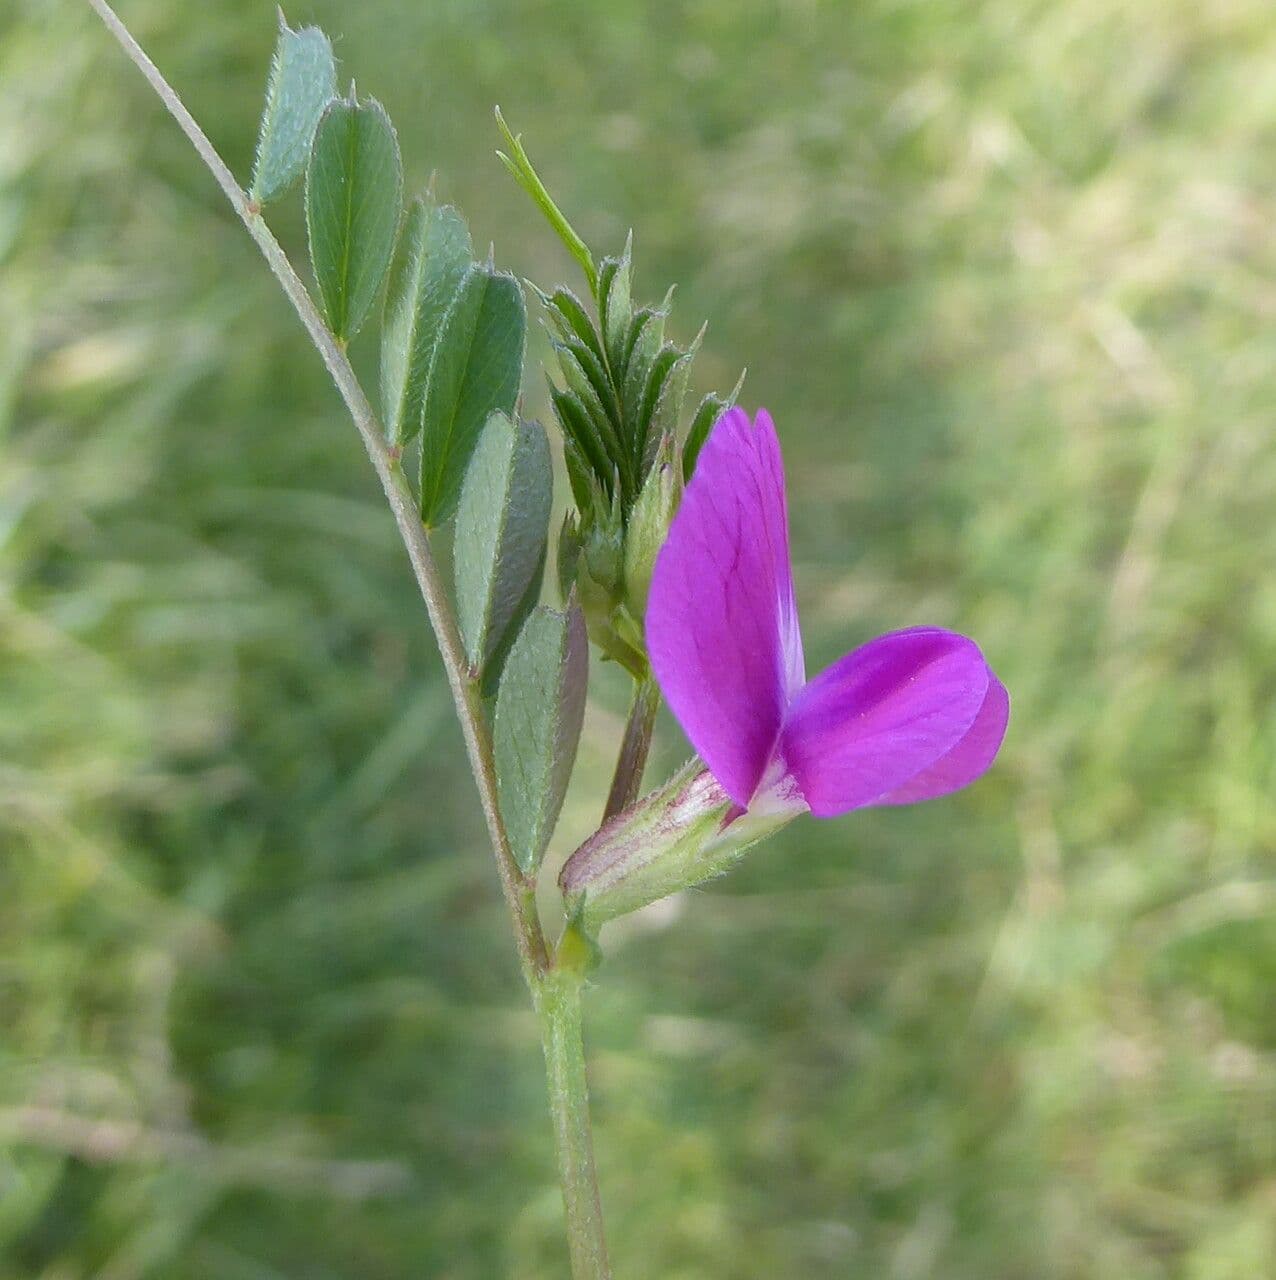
[305,91,402,341]
[645,325,702,474]
[454,412,552,678]
[380,198,472,445]
[551,388,612,501]
[599,250,631,374]
[552,339,627,489]
[633,344,683,473]
[248,15,337,205]
[562,434,594,512]
[540,286,605,361]
[683,368,746,480]
[418,264,526,524]
[494,605,588,875]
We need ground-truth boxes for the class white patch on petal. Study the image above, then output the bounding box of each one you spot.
[747,753,809,819]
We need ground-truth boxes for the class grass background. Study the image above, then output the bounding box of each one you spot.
[4,0,1276,1275]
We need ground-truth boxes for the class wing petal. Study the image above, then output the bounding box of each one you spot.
[780,627,1003,816]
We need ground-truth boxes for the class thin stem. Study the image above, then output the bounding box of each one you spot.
[494,106,597,295]
[83,0,548,981]
[87,10,615,1273]
[536,971,611,1279]
[603,676,660,821]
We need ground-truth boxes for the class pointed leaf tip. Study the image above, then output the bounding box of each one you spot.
[249,17,337,204]
[683,370,745,480]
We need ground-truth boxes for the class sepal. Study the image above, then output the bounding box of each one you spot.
[559,759,805,929]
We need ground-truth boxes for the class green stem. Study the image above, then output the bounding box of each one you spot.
[494,107,597,295]
[604,676,660,821]
[87,6,612,1268]
[535,971,611,1279]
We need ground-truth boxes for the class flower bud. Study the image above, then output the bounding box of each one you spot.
[559,758,805,930]
[564,478,649,675]
[623,434,682,620]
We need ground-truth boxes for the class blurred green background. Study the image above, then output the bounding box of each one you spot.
[4,0,1276,1276]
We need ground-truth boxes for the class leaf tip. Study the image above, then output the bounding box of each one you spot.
[493,105,522,147]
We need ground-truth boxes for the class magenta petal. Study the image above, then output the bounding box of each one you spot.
[779,627,996,817]
[873,671,1008,805]
[647,408,805,807]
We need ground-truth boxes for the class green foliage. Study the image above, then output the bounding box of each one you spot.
[683,374,744,481]
[508,126,739,540]
[598,244,632,373]
[417,263,526,524]
[494,606,588,875]
[380,197,473,445]
[248,13,337,204]
[528,222,734,666]
[540,253,721,521]
[454,412,552,677]
[305,90,403,341]
[11,0,1276,1275]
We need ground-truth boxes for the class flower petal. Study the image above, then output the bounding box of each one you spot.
[779,627,997,817]
[874,670,1009,805]
[647,408,804,806]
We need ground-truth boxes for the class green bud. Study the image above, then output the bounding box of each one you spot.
[582,477,625,598]
[623,433,681,619]
[569,499,644,676]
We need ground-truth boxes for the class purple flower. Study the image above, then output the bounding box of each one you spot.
[646,407,1008,819]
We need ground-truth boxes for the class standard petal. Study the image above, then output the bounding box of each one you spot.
[647,408,804,806]
[874,671,1009,805]
[779,627,996,817]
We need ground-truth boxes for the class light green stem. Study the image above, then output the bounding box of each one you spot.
[494,107,598,295]
[535,971,611,1279]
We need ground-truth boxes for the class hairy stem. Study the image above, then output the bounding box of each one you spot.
[82,0,546,981]
[85,9,619,1273]
[536,971,611,1279]
[604,676,660,821]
